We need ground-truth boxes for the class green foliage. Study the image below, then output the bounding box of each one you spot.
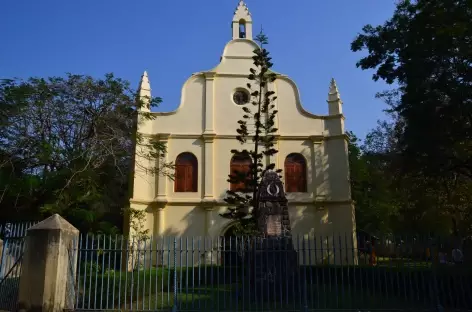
[224,219,258,236]
[0,74,173,233]
[351,0,472,177]
[122,207,150,240]
[348,130,399,234]
[254,29,269,45]
[351,0,472,236]
[220,30,280,231]
[349,119,471,236]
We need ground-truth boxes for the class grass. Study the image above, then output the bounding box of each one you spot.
[117,285,432,311]
[75,264,466,311]
[83,284,430,311]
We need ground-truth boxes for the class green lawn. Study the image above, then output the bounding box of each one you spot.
[91,284,430,311]
[76,266,441,311]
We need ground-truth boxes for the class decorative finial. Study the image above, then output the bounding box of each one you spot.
[139,70,151,92]
[329,78,338,94]
[138,71,151,112]
[328,78,341,100]
[327,78,342,114]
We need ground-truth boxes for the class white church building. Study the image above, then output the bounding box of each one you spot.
[129,1,356,247]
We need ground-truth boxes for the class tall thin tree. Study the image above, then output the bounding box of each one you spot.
[221,31,281,234]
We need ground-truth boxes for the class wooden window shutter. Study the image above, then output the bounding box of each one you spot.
[175,153,198,192]
[284,153,307,192]
[175,164,186,192]
[230,154,252,192]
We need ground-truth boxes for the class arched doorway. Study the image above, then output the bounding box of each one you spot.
[220,223,244,267]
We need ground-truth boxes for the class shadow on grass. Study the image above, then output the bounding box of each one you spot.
[122,284,430,311]
[76,269,432,311]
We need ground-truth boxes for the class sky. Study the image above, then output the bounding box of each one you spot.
[1,0,397,139]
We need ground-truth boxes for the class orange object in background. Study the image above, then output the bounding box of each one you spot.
[370,247,377,266]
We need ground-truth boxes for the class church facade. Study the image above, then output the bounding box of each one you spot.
[129,1,356,248]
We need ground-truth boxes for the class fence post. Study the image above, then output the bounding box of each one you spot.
[17,214,79,312]
[0,239,4,279]
[172,237,178,312]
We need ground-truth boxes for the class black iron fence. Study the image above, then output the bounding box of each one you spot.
[69,234,472,311]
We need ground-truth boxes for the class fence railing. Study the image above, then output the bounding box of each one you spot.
[70,234,472,311]
[0,222,36,311]
[0,246,24,312]
[0,221,37,279]
[0,222,36,239]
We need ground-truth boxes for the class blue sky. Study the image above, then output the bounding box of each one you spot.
[1,0,396,139]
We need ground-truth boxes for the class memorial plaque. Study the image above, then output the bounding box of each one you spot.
[242,170,302,302]
[256,171,291,237]
[266,215,282,236]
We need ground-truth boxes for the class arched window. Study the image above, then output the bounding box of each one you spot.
[284,153,307,192]
[239,19,246,38]
[230,153,252,192]
[175,152,198,192]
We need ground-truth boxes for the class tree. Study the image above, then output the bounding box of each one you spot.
[351,0,472,235]
[0,74,173,233]
[348,129,399,235]
[350,118,472,236]
[220,31,280,234]
[351,0,472,180]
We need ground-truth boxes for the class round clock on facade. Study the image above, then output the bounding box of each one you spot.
[233,89,250,105]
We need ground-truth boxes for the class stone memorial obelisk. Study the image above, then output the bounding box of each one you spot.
[246,171,299,301]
